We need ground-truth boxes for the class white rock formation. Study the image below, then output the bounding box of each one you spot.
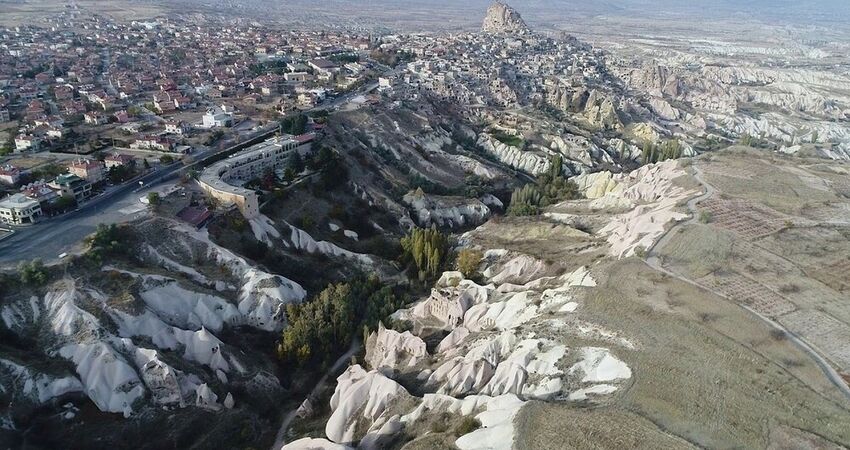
[477,134,551,176]
[325,365,409,445]
[403,190,491,229]
[366,322,428,369]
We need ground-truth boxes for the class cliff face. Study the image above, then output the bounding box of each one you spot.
[481,1,530,34]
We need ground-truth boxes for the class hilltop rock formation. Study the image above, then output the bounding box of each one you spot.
[481,1,529,34]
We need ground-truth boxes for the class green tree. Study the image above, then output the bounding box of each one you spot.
[400,227,450,280]
[18,260,48,286]
[146,192,161,205]
[456,249,483,277]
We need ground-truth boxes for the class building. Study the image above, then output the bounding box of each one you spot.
[165,121,189,135]
[49,174,92,203]
[84,112,108,125]
[15,135,41,152]
[0,193,42,225]
[202,106,233,128]
[0,164,21,185]
[68,159,106,183]
[130,136,174,152]
[104,153,135,168]
[199,134,314,218]
[20,180,59,205]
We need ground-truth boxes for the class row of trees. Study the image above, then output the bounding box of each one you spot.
[277,276,406,366]
[400,226,451,281]
[508,155,581,216]
[641,139,683,164]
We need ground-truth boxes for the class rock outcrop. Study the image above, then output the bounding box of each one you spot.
[477,134,551,176]
[403,189,491,229]
[481,2,529,34]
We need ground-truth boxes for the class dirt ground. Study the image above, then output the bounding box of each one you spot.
[0,0,165,26]
[505,256,850,449]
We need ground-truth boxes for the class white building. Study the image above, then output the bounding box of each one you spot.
[0,193,43,225]
[202,106,233,128]
[199,134,314,218]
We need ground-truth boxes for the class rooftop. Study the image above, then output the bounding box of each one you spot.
[0,193,39,209]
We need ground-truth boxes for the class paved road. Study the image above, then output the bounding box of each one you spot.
[645,165,850,401]
[271,340,361,450]
[0,80,385,267]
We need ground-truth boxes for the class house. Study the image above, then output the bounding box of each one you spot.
[165,121,189,135]
[0,193,42,225]
[0,109,10,122]
[202,106,233,128]
[104,153,135,169]
[308,58,339,75]
[284,72,310,83]
[84,112,108,125]
[20,180,59,205]
[0,164,21,185]
[113,110,130,123]
[15,135,41,152]
[68,159,106,183]
[131,136,174,152]
[49,174,92,203]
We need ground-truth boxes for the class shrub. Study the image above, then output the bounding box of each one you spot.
[454,417,481,437]
[456,248,483,277]
[698,211,712,223]
[146,192,161,205]
[18,259,48,286]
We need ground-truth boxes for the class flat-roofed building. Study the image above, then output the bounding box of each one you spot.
[0,164,21,185]
[199,134,314,218]
[49,173,92,203]
[0,193,42,225]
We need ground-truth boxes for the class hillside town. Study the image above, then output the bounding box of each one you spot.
[0,12,390,227]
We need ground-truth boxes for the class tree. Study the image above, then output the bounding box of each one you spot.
[288,151,305,174]
[143,159,151,170]
[146,192,161,205]
[283,167,296,183]
[277,276,404,368]
[18,259,48,286]
[400,227,450,280]
[456,249,484,277]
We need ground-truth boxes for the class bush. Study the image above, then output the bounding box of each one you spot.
[18,259,48,286]
[86,224,132,264]
[698,211,712,223]
[456,248,483,277]
[146,192,161,205]
[507,155,580,216]
[454,417,481,436]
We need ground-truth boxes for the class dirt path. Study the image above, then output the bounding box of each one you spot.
[645,163,850,401]
[271,340,361,450]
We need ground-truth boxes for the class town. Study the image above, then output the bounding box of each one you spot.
[0,10,394,233]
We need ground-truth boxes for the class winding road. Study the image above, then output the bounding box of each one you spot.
[644,164,850,401]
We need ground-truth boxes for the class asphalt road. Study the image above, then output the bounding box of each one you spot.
[0,81,383,268]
